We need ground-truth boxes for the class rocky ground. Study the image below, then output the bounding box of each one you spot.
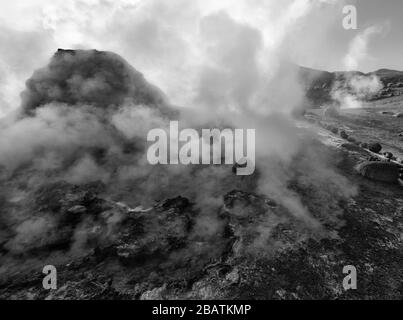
[0,50,402,300]
[1,105,402,300]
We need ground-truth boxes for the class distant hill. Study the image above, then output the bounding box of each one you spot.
[299,66,403,108]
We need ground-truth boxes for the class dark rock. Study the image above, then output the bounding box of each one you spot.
[368,142,382,153]
[330,127,338,134]
[324,124,338,134]
[339,130,348,139]
[157,196,190,212]
[357,161,399,183]
[341,143,362,152]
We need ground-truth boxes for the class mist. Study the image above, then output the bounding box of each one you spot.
[0,0,360,273]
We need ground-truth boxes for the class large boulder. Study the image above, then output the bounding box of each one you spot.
[357,161,400,183]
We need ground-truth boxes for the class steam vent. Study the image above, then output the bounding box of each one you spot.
[1,1,403,305]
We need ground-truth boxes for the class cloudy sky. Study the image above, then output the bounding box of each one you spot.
[0,0,402,117]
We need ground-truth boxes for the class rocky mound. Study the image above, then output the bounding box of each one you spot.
[357,161,399,183]
[21,49,168,115]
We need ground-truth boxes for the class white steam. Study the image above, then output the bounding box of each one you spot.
[332,74,383,109]
[0,0,361,260]
[343,25,385,71]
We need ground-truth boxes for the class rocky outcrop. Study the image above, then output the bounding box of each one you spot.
[20,49,169,115]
